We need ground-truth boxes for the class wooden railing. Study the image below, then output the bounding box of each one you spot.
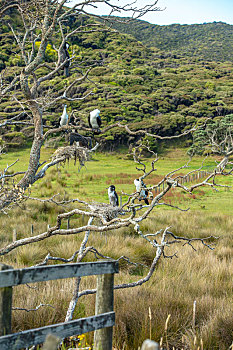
[0,261,119,350]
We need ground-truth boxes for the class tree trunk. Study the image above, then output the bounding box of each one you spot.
[17,74,44,189]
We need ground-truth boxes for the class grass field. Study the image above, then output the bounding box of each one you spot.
[0,146,232,349]
[1,146,232,212]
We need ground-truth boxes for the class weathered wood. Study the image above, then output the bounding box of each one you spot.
[12,228,17,242]
[0,261,119,288]
[94,274,114,350]
[0,312,115,350]
[0,264,13,336]
[141,339,160,350]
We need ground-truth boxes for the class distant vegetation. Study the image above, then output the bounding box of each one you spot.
[1,12,233,151]
[109,18,233,63]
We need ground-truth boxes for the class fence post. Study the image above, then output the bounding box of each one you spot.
[0,264,13,336]
[93,273,114,350]
[12,228,17,242]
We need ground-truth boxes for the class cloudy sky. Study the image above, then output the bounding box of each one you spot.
[68,0,233,25]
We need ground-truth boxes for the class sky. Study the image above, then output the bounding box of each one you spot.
[68,0,233,26]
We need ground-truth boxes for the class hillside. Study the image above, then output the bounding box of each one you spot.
[109,18,233,63]
[1,11,233,150]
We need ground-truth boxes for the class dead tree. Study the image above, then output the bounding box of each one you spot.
[0,142,231,322]
[0,0,162,211]
[188,115,233,171]
[0,0,232,342]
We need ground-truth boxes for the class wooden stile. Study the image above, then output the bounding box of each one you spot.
[0,261,118,349]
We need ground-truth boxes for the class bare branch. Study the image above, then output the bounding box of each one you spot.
[101,122,199,140]
[12,303,55,312]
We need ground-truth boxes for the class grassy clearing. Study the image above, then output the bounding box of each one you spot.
[0,147,232,349]
[1,146,232,212]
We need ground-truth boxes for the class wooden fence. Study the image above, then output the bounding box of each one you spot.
[0,260,119,350]
[154,170,211,194]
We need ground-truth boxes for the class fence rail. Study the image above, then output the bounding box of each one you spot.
[0,312,115,350]
[0,261,118,350]
[0,261,118,288]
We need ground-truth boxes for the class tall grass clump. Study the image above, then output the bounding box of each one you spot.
[0,151,232,349]
[0,210,230,349]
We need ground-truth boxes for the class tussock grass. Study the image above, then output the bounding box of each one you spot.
[2,209,232,350]
[0,148,232,349]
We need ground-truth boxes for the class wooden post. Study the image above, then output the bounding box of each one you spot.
[67,218,70,229]
[192,300,196,330]
[12,229,17,242]
[93,273,114,350]
[0,264,13,336]
[31,224,34,236]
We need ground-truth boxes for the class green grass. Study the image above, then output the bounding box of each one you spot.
[0,146,232,349]
[0,146,232,213]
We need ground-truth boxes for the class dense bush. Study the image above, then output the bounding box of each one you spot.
[1,12,233,149]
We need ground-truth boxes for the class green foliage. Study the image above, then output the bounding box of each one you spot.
[188,114,233,156]
[110,18,233,63]
[1,10,233,149]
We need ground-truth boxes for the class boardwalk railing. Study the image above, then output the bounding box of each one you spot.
[0,261,119,350]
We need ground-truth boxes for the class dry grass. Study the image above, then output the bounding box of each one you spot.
[1,206,232,350]
[0,150,232,349]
